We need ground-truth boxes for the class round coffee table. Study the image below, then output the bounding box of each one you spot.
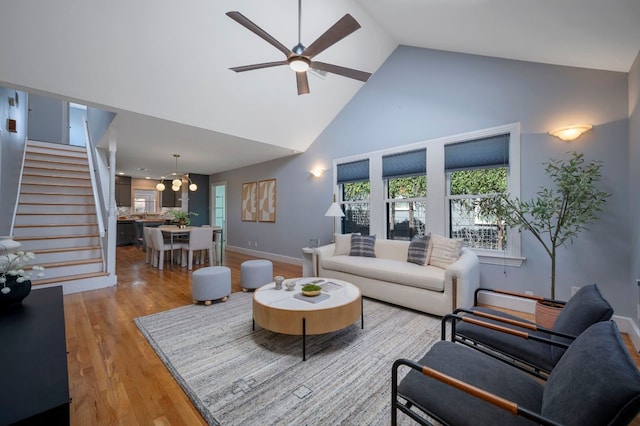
[252,278,363,360]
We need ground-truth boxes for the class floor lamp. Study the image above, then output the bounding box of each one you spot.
[324,197,345,242]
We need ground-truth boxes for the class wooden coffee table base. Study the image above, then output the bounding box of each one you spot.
[252,284,363,361]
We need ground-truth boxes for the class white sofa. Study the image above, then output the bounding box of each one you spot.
[314,238,480,316]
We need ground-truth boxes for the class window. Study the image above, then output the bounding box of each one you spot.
[338,160,370,235]
[445,134,509,251]
[332,123,521,264]
[133,189,157,213]
[383,149,427,240]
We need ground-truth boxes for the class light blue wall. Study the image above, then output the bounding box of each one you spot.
[212,46,633,318]
[629,49,640,324]
[0,86,28,236]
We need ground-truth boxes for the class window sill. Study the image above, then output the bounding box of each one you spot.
[473,250,525,267]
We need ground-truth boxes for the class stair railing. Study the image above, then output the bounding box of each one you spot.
[83,120,107,272]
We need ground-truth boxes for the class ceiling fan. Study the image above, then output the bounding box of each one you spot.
[226,0,372,95]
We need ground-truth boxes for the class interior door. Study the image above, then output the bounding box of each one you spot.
[211,182,226,251]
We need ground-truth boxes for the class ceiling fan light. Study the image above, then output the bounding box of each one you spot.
[189,183,198,191]
[289,58,310,72]
[156,182,166,191]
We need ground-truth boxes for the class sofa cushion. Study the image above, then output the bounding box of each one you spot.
[407,234,431,265]
[429,235,463,269]
[334,233,359,256]
[321,255,445,291]
[350,235,376,257]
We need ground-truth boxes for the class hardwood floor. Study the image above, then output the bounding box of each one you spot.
[64,246,640,425]
[64,245,301,425]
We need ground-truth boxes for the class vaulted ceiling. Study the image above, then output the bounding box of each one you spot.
[0,0,638,178]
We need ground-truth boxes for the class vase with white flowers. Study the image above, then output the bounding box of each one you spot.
[0,249,45,308]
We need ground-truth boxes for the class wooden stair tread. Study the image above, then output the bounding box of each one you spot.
[22,182,92,188]
[14,234,100,241]
[19,202,95,206]
[33,246,102,254]
[14,223,99,228]
[32,272,108,286]
[20,192,93,196]
[32,258,103,268]
[17,212,96,216]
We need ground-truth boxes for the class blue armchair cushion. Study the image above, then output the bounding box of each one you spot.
[550,283,613,363]
[398,341,543,425]
[542,321,640,425]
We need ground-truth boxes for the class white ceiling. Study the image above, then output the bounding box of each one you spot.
[1,0,638,179]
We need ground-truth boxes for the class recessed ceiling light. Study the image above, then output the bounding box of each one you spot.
[118,172,125,175]
[136,167,148,171]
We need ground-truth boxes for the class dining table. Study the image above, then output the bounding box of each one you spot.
[158,225,223,269]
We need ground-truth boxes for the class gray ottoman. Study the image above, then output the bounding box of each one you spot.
[192,266,231,305]
[241,259,273,291]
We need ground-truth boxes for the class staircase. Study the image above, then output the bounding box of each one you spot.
[13,140,108,291]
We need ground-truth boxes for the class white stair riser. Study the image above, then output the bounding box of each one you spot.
[17,236,102,251]
[20,184,92,195]
[17,204,96,214]
[35,262,103,279]
[27,141,87,155]
[35,249,102,264]
[19,194,94,203]
[25,154,87,166]
[23,160,89,173]
[14,225,99,237]
[23,166,90,177]
[22,175,91,185]
[15,214,97,225]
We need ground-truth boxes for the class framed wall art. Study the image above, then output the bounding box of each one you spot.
[258,179,277,222]
[241,181,257,221]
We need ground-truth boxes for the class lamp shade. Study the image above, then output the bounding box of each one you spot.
[548,124,593,141]
[324,202,345,217]
[156,182,166,191]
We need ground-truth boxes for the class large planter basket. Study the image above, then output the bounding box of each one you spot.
[535,300,563,329]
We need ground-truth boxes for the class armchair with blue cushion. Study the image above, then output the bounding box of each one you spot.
[440,283,613,379]
[392,321,640,425]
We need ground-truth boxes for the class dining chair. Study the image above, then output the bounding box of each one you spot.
[200,225,218,265]
[143,227,155,265]
[150,228,187,270]
[184,227,214,270]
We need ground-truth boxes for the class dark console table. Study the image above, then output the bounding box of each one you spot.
[0,286,70,425]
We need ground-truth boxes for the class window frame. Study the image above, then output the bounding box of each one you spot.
[331,122,523,266]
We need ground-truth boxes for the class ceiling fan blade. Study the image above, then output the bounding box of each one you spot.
[310,61,371,82]
[302,14,361,59]
[226,11,293,58]
[296,72,310,95]
[230,61,288,73]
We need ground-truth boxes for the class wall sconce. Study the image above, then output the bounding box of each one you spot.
[548,124,593,141]
[310,168,325,178]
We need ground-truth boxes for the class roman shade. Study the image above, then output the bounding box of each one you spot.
[337,159,370,184]
[382,148,427,179]
[445,133,509,172]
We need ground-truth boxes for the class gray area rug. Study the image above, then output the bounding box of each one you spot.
[135,292,441,425]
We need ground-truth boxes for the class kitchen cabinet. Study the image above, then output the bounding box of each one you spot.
[117,220,135,246]
[161,189,181,208]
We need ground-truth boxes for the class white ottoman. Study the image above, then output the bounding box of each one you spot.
[241,259,273,291]
[192,266,231,305]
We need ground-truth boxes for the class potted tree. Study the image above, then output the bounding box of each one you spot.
[488,151,610,326]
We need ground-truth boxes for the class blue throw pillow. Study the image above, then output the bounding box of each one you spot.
[349,235,376,257]
[407,233,430,265]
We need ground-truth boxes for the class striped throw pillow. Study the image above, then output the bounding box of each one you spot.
[407,233,431,265]
[349,235,376,257]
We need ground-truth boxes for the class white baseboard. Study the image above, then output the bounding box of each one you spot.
[477,291,640,353]
[226,246,302,267]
